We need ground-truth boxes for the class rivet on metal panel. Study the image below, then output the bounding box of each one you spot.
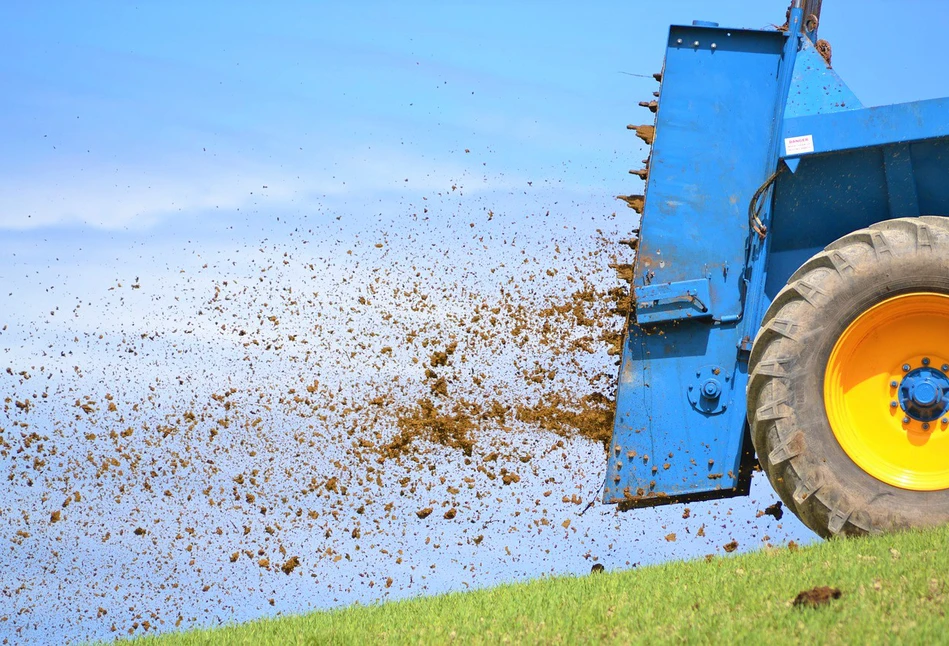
[676,38,683,45]
[711,43,717,49]
[693,41,700,47]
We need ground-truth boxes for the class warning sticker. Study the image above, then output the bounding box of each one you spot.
[784,134,815,156]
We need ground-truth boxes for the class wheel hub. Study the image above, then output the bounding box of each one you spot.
[898,365,949,422]
[825,292,949,491]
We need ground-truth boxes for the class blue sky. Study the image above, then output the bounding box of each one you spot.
[3,2,949,643]
[5,1,947,233]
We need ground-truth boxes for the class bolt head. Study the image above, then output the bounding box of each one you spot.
[891,401,898,408]
[677,38,683,44]
[903,416,911,424]
[924,423,931,430]
[943,418,948,424]
[693,40,700,47]
[891,380,899,388]
[942,364,948,372]
[903,364,911,372]
[923,357,931,366]
[711,43,717,49]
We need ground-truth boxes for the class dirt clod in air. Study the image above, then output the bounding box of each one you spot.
[816,39,833,67]
[387,399,475,457]
[590,563,605,574]
[764,501,783,520]
[429,377,449,397]
[793,586,842,608]
[722,540,738,553]
[281,556,300,575]
[515,392,614,449]
[416,507,433,520]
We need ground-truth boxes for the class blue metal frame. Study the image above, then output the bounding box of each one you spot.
[605,7,949,507]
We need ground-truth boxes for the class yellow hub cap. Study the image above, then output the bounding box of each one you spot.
[825,293,949,491]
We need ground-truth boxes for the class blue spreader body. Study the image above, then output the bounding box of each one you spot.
[605,10,949,507]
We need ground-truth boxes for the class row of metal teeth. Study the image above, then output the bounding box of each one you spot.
[619,70,661,217]
[609,71,662,326]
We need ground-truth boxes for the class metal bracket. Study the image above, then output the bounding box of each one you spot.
[635,278,712,324]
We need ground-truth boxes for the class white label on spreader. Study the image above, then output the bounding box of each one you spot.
[784,134,815,155]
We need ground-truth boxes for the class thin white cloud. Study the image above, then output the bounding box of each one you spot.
[0,144,531,231]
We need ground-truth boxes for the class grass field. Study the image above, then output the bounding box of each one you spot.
[126,524,949,645]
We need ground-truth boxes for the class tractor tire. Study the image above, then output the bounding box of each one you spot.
[748,216,949,538]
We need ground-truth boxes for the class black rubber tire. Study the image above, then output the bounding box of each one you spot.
[748,216,949,538]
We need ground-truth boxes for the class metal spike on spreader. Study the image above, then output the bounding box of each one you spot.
[616,194,644,214]
[626,124,655,146]
[639,100,659,113]
[628,168,649,180]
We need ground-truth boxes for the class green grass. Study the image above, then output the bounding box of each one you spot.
[127,525,949,645]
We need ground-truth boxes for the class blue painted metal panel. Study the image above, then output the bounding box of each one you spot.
[783,98,949,158]
[605,23,796,505]
[630,25,788,322]
[785,37,862,119]
[764,136,949,297]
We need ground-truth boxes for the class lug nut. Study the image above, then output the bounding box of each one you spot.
[923,357,931,365]
[943,418,948,424]
[890,380,898,388]
[903,416,911,424]
[890,401,898,408]
[903,364,911,372]
[942,364,948,372]
[923,423,931,430]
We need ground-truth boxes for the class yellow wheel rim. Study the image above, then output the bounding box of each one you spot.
[825,293,949,491]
